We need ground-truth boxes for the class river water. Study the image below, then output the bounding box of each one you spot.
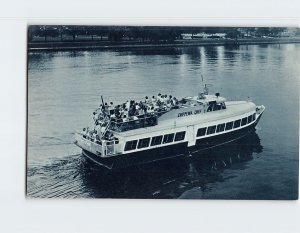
[27,44,299,199]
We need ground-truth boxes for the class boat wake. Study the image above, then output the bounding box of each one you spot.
[27,132,263,198]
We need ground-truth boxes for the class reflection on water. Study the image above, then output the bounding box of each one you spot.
[122,47,183,56]
[27,132,263,198]
[204,46,218,63]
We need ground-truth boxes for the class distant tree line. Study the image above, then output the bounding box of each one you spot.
[28,26,289,42]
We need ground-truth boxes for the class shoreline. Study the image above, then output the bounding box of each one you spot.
[28,38,300,52]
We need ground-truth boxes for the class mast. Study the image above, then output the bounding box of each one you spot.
[101,95,105,106]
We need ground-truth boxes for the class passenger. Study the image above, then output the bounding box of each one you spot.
[88,130,93,140]
[148,106,154,114]
[84,127,89,139]
[139,101,144,112]
[124,108,129,117]
[100,125,106,134]
[130,100,135,107]
[160,95,164,103]
[92,112,97,122]
[82,128,87,138]
[110,112,116,119]
[139,108,144,116]
[135,102,140,110]
[128,107,134,117]
[95,123,101,134]
[164,95,168,102]
[144,106,148,114]
[115,105,121,118]
[157,93,162,102]
[100,104,105,112]
[104,103,109,113]
[152,95,156,103]
[166,100,172,109]
[163,94,167,103]
[125,100,130,109]
[95,135,100,144]
[120,107,125,117]
[157,99,162,106]
[171,98,175,107]
[174,97,179,105]
[92,131,97,142]
[123,114,128,122]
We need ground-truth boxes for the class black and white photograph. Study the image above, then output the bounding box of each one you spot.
[26,25,299,199]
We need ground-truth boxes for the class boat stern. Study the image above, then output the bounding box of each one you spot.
[74,132,103,156]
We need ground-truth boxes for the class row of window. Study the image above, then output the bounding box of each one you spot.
[125,113,257,151]
[197,113,256,137]
[124,131,186,151]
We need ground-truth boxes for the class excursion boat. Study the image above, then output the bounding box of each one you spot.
[74,86,265,169]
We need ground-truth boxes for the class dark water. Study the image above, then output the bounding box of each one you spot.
[27,44,299,199]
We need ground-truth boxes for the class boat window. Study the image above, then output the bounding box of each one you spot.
[163,133,175,144]
[151,135,163,146]
[197,127,207,137]
[207,105,213,112]
[207,101,216,112]
[137,137,150,149]
[241,117,247,126]
[174,131,186,141]
[124,140,138,151]
[247,115,253,124]
[213,103,222,111]
[225,121,233,130]
[216,123,225,133]
[207,125,216,135]
[234,119,241,128]
[252,113,256,121]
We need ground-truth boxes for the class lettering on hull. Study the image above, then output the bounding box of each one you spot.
[178,109,202,118]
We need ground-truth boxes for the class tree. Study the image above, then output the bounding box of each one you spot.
[108,26,126,41]
[225,28,242,39]
[269,28,286,37]
[36,26,59,41]
[28,25,40,41]
[64,26,78,41]
[255,27,271,37]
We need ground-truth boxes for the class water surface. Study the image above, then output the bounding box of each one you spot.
[27,44,299,199]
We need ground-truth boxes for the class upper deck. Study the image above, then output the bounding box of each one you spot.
[113,100,256,137]
[106,93,228,133]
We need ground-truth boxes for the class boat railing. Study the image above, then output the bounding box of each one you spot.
[104,140,116,156]
[109,111,169,132]
[76,132,118,157]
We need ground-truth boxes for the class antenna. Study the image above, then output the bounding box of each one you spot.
[201,74,204,82]
[204,84,209,95]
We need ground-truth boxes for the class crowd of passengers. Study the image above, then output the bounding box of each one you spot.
[81,93,180,143]
[93,93,180,124]
[82,93,226,143]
